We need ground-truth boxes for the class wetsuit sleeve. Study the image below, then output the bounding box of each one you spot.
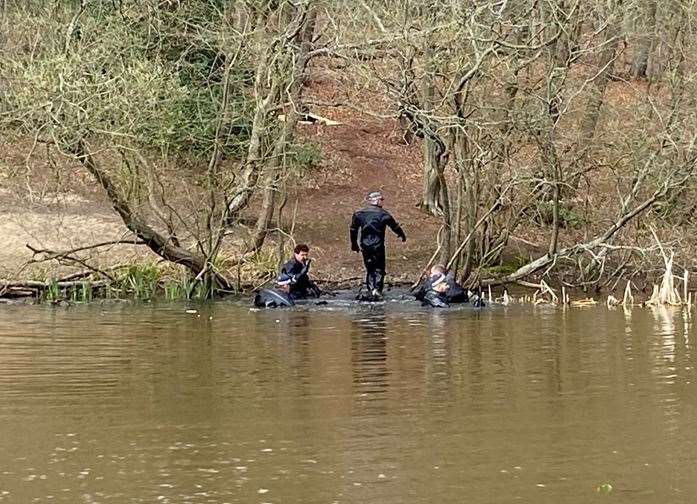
[280,259,298,282]
[386,213,406,241]
[298,260,320,296]
[298,260,311,280]
[350,212,360,250]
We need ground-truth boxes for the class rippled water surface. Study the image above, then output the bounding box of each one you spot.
[1,300,696,503]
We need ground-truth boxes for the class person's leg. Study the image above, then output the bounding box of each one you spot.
[361,249,376,292]
[374,247,386,293]
[423,290,449,308]
[308,282,321,298]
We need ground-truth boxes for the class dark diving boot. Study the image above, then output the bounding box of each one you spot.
[370,289,383,302]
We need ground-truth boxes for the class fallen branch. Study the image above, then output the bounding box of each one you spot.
[55,264,132,282]
[27,239,144,258]
[1,279,110,298]
[70,139,233,291]
[410,225,444,290]
[26,240,145,282]
[1,280,110,289]
[481,180,682,286]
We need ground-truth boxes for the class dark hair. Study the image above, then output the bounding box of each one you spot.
[294,243,310,254]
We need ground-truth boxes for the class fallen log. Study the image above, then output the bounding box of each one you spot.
[480,182,678,287]
[0,280,110,298]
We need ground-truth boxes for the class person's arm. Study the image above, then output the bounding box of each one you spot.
[281,259,298,283]
[386,213,406,242]
[350,212,360,251]
[301,259,321,296]
[298,258,311,279]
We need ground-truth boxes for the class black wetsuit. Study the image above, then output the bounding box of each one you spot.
[350,205,406,294]
[253,289,295,308]
[443,273,468,303]
[280,258,320,299]
[415,272,469,308]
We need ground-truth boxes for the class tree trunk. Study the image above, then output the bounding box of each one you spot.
[551,0,580,67]
[418,41,445,217]
[436,153,451,265]
[579,17,621,144]
[248,171,280,253]
[226,6,286,221]
[630,1,657,80]
[246,5,317,252]
[452,129,477,283]
[226,52,280,219]
[227,5,316,228]
[421,135,444,215]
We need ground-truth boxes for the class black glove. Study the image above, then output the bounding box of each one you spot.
[400,235,407,242]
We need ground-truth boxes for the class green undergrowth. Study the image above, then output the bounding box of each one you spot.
[479,255,529,278]
[38,263,223,303]
[36,250,285,303]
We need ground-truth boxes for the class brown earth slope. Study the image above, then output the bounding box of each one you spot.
[290,113,442,284]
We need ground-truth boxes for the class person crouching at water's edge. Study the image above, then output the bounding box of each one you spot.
[280,243,321,299]
[350,191,406,300]
[414,264,470,308]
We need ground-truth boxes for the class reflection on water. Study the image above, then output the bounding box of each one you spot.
[0,302,696,503]
[351,310,388,402]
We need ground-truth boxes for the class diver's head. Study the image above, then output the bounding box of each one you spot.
[366,191,384,207]
[430,264,448,293]
[430,264,446,276]
[294,243,310,263]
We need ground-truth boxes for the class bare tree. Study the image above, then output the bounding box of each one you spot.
[0,0,319,296]
[322,0,697,288]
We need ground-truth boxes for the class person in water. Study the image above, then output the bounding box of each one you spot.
[350,191,406,301]
[253,272,296,308]
[280,243,321,299]
[415,264,471,308]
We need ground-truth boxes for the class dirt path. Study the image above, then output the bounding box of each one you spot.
[291,111,440,283]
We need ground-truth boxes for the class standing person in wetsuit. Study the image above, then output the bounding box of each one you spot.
[350,191,406,301]
[280,243,321,300]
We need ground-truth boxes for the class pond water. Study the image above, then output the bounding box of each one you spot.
[0,297,696,503]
